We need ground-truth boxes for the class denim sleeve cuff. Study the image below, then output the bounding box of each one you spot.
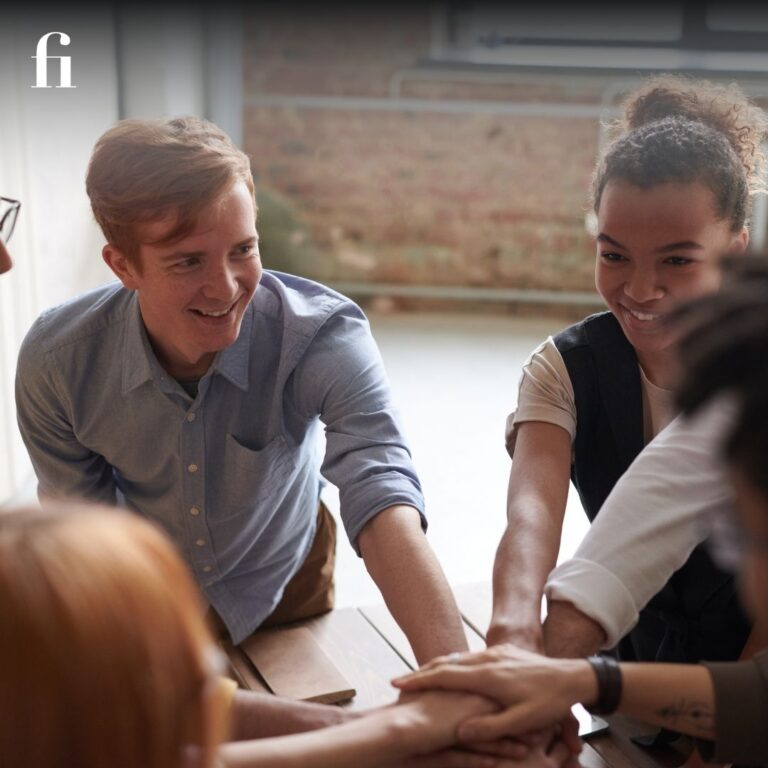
[342,487,426,556]
[545,557,639,649]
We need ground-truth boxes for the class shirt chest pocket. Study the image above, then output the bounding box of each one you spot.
[220,433,297,518]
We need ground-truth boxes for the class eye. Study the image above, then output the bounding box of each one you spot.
[600,252,626,263]
[233,244,256,258]
[174,257,200,270]
[664,256,694,266]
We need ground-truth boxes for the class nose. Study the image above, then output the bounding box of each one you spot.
[623,266,663,304]
[0,239,12,275]
[203,260,238,301]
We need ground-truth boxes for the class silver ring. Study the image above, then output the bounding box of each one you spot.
[447,652,461,662]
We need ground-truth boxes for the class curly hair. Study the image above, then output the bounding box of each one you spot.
[593,76,767,232]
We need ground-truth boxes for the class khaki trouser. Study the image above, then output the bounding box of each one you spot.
[207,501,337,641]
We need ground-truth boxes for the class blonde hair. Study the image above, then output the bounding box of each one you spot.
[0,505,225,768]
[86,116,255,260]
[593,75,768,231]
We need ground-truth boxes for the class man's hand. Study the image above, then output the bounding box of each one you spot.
[542,601,607,659]
[486,619,545,653]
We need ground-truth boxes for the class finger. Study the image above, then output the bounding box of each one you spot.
[400,649,495,677]
[458,707,540,743]
[514,729,548,748]
[560,714,582,755]
[547,740,574,767]
[463,739,530,759]
[392,665,492,693]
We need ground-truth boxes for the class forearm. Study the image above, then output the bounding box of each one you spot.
[220,711,401,768]
[543,600,607,658]
[359,505,468,663]
[618,664,716,740]
[221,691,495,768]
[490,422,571,648]
[228,690,350,740]
[488,516,562,649]
[538,658,715,740]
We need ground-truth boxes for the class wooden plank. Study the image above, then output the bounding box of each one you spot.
[302,607,412,710]
[453,581,493,639]
[588,714,691,768]
[580,742,616,768]
[359,603,485,670]
[241,626,356,704]
[219,638,271,693]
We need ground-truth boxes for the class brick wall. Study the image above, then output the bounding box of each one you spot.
[240,7,761,302]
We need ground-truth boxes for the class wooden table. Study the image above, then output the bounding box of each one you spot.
[224,582,691,768]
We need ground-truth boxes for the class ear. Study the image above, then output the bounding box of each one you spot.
[103,244,140,290]
[730,226,750,255]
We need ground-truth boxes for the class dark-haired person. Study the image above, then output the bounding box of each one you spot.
[396,265,768,765]
[489,76,762,672]
[15,119,467,667]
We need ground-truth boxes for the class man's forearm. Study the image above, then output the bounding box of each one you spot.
[228,690,350,740]
[543,599,607,658]
[358,505,468,664]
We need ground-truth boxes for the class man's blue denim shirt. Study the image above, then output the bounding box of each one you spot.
[16,271,425,643]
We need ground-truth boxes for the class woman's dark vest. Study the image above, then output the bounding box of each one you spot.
[554,312,749,665]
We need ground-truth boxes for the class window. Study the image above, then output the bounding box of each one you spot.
[433,3,768,73]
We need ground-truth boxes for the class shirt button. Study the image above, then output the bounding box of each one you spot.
[203,565,213,573]
[186,412,196,422]
[187,463,198,473]
[189,506,200,516]
[195,538,206,547]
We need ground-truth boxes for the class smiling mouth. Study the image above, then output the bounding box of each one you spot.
[621,305,661,322]
[191,300,238,318]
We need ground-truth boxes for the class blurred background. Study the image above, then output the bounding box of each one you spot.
[2,2,768,603]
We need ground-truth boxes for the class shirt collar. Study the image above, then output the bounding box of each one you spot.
[121,295,253,394]
[122,293,156,394]
[210,302,252,391]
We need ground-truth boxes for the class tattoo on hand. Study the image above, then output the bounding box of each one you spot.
[656,700,714,736]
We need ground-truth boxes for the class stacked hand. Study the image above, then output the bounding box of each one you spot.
[392,645,595,747]
[390,689,572,768]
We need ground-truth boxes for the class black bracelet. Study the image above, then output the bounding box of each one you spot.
[584,655,623,715]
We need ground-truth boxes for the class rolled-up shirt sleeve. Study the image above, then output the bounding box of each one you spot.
[292,305,425,552]
[544,399,735,648]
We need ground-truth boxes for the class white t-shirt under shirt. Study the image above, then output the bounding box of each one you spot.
[505,336,675,456]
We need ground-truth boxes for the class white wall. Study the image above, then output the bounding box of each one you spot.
[0,10,119,502]
[0,6,246,503]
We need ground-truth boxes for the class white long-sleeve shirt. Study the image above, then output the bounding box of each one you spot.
[544,399,735,649]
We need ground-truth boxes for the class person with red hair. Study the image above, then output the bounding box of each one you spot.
[0,504,569,768]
